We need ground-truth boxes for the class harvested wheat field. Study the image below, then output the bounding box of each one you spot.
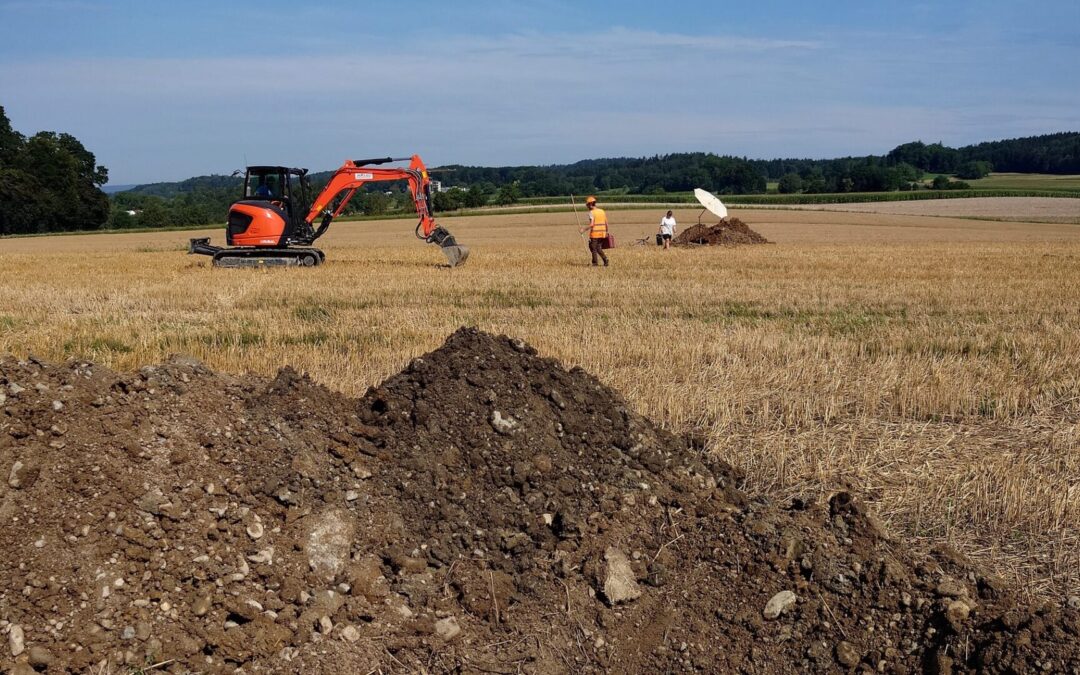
[2,204,1080,672]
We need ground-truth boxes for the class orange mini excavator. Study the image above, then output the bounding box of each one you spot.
[188,155,468,267]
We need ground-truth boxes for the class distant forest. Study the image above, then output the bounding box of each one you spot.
[0,101,1077,236]
[434,133,1080,199]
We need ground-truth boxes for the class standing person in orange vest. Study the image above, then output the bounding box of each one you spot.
[578,195,609,267]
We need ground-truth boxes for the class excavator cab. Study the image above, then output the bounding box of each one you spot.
[228,166,313,247]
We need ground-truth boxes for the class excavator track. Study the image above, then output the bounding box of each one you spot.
[189,238,324,268]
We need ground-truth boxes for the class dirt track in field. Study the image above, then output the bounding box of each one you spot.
[771,197,1080,223]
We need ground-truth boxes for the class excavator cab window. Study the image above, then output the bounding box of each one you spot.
[242,167,309,214]
[246,170,283,200]
[285,172,310,215]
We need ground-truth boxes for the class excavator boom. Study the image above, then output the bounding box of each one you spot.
[305,155,468,267]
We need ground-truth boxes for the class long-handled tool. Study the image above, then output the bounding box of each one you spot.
[570,193,584,239]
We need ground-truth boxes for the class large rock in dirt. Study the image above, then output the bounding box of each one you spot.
[602,547,642,604]
[305,509,355,583]
[8,624,24,657]
[7,459,38,489]
[763,590,797,620]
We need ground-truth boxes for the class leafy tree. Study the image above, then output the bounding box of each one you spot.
[889,162,922,187]
[848,163,887,192]
[955,160,992,180]
[0,106,23,165]
[0,108,109,234]
[800,169,829,194]
[494,181,522,205]
[777,173,803,194]
[0,168,49,235]
[135,198,169,228]
[432,188,465,212]
[108,209,136,229]
[886,141,957,174]
[359,191,390,216]
[463,184,488,208]
[930,175,951,190]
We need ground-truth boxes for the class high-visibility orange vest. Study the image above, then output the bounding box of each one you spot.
[589,208,608,238]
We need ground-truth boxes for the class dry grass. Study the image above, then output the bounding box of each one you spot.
[2,206,1080,599]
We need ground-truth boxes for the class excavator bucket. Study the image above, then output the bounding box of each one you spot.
[441,243,470,267]
[427,226,469,267]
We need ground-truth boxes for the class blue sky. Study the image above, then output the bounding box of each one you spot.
[1,0,1078,184]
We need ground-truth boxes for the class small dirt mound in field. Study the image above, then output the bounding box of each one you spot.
[2,329,1078,673]
[674,217,771,246]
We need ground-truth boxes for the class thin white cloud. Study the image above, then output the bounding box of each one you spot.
[0,24,821,101]
[0,0,101,10]
[458,27,822,56]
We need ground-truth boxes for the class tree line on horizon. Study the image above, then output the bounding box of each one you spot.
[1,101,1077,235]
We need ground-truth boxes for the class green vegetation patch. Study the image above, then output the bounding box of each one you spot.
[62,336,134,355]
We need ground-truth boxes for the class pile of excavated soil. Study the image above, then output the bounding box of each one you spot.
[2,328,1079,673]
[674,218,771,246]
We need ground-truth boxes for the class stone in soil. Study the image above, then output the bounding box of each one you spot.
[8,624,24,657]
[602,547,642,605]
[763,590,797,620]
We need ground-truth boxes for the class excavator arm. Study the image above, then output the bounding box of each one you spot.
[303,155,468,267]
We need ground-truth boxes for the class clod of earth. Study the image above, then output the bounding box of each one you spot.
[0,329,1078,673]
[835,641,861,668]
[435,616,462,641]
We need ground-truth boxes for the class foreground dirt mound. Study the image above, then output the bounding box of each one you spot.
[674,217,771,246]
[2,330,1078,673]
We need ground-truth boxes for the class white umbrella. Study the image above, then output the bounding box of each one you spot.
[693,188,728,221]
